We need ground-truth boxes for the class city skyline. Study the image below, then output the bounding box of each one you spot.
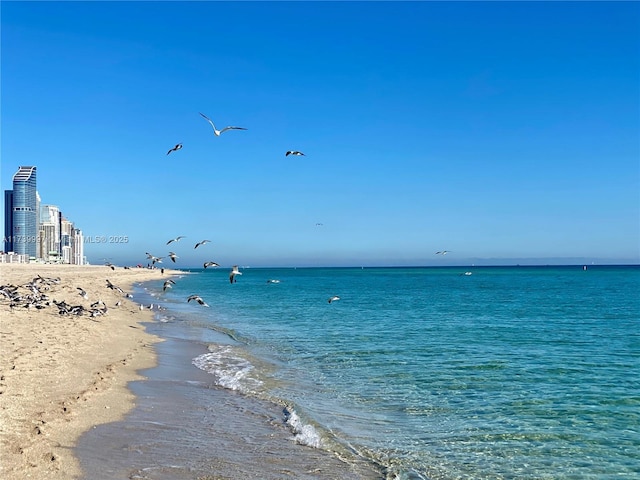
[3,165,85,265]
[1,2,638,267]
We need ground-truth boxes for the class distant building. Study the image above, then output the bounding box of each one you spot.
[72,227,85,265]
[8,166,38,258]
[35,191,42,257]
[61,217,73,264]
[4,190,13,252]
[0,252,29,263]
[40,204,61,263]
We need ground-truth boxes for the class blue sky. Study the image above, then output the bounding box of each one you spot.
[2,1,638,267]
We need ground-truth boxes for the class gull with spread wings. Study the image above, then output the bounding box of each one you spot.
[199,112,247,136]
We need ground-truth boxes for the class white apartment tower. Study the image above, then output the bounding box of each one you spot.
[39,204,61,263]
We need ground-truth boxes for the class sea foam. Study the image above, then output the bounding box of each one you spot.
[192,345,263,392]
[282,406,322,448]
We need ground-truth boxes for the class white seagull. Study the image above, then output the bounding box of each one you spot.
[195,240,211,249]
[328,296,341,304]
[166,236,186,245]
[168,252,178,263]
[285,151,305,156]
[230,265,242,284]
[435,251,451,255]
[199,112,247,136]
[167,143,183,155]
[204,261,220,269]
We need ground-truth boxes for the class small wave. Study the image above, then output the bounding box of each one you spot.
[282,406,322,448]
[192,345,263,392]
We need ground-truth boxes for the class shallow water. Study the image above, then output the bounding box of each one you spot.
[78,265,640,479]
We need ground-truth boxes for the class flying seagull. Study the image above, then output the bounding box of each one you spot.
[328,296,341,304]
[168,252,178,263]
[163,279,176,291]
[167,143,183,155]
[146,252,164,265]
[187,294,209,307]
[204,261,220,269]
[285,151,305,156]
[199,112,247,136]
[194,240,211,249]
[435,251,451,255]
[166,236,186,245]
[77,287,88,300]
[230,265,242,284]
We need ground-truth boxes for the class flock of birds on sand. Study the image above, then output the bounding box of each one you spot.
[0,274,134,318]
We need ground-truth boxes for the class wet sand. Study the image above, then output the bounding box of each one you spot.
[76,323,383,479]
[0,263,178,480]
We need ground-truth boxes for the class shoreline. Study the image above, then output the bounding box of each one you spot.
[74,277,384,479]
[0,263,181,480]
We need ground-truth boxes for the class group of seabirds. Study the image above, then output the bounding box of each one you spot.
[20,111,452,313]
[143,233,344,306]
[164,111,306,158]
[144,234,271,308]
[0,274,131,319]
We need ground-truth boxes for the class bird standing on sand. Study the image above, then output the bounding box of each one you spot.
[195,240,211,249]
[230,265,242,284]
[328,296,341,304]
[166,236,186,245]
[199,112,247,136]
[285,151,305,156]
[167,143,183,155]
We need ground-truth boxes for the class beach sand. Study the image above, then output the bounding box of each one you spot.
[0,263,176,480]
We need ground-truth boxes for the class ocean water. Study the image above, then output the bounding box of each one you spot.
[143,265,639,479]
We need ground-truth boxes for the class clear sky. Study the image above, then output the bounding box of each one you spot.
[2,1,638,268]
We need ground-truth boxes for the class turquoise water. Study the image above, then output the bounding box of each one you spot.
[150,266,640,479]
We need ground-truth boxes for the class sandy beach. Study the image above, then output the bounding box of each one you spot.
[0,263,178,480]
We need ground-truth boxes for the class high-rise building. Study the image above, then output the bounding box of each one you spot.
[35,192,42,258]
[9,166,37,258]
[4,190,13,252]
[39,204,61,263]
[72,228,85,265]
[60,216,73,264]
